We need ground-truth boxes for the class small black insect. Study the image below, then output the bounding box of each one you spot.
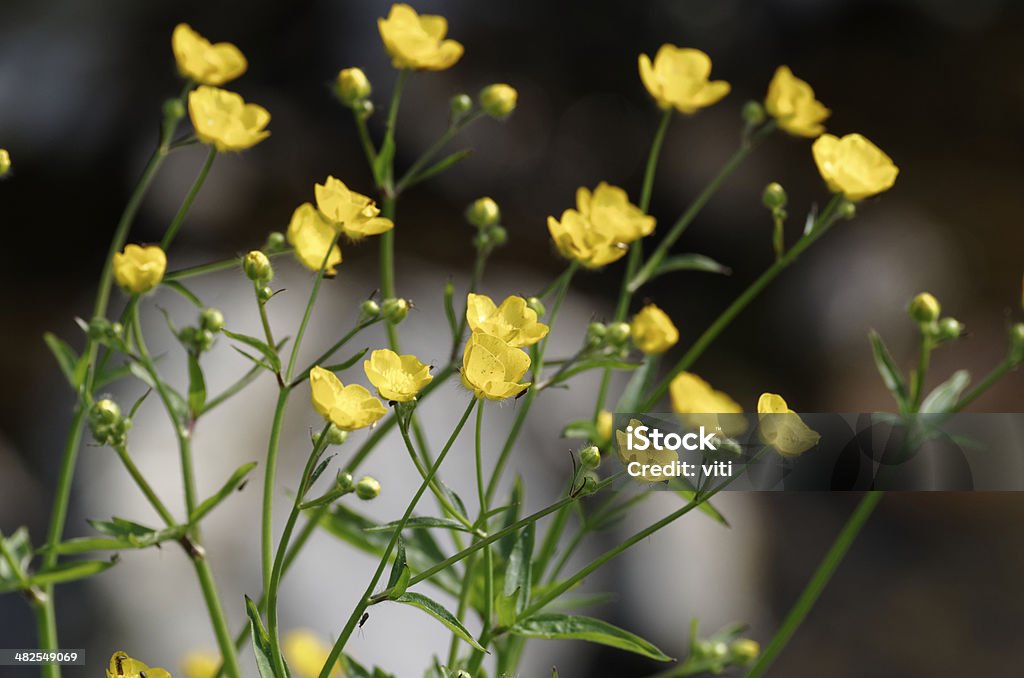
[359,612,370,628]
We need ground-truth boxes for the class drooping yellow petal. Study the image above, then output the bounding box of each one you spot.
[113,244,167,294]
[188,86,269,152]
[757,393,820,457]
[364,348,432,402]
[172,23,247,86]
[638,44,730,114]
[811,133,898,201]
[286,203,342,275]
[378,4,464,71]
[765,65,830,138]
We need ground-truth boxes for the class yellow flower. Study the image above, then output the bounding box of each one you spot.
[181,650,218,678]
[638,44,730,114]
[0,148,10,176]
[480,83,518,119]
[188,86,270,152]
[547,209,627,269]
[615,418,679,483]
[757,393,820,457]
[337,67,372,104]
[670,372,747,437]
[811,133,898,201]
[363,348,433,402]
[466,293,550,348]
[283,629,341,678]
[378,3,464,71]
[630,304,679,354]
[461,332,531,401]
[114,244,167,294]
[764,66,830,138]
[171,23,247,86]
[286,203,343,275]
[310,366,387,431]
[576,182,655,244]
[596,409,613,443]
[314,176,394,240]
[106,651,171,678]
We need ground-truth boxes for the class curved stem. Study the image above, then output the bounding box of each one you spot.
[952,358,1015,412]
[161,146,216,250]
[261,388,290,593]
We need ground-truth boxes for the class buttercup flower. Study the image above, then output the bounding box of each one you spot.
[0,148,10,176]
[638,44,730,114]
[547,209,627,268]
[286,203,342,275]
[378,3,464,71]
[106,651,170,678]
[283,629,341,678]
[811,133,898,201]
[363,348,433,402]
[480,83,518,119]
[757,393,820,457]
[461,332,531,401]
[630,304,679,354]
[764,66,830,138]
[171,23,247,86]
[615,418,680,483]
[114,244,167,294]
[188,86,270,152]
[576,182,655,244]
[670,372,747,436]
[309,366,387,431]
[337,67,372,105]
[314,176,394,240]
[181,650,218,678]
[466,293,550,348]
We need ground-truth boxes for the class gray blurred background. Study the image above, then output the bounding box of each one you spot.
[2,0,1024,676]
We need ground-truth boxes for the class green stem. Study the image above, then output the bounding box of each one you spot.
[113,444,176,526]
[909,336,933,411]
[639,194,845,411]
[262,388,290,593]
[952,358,1016,412]
[320,398,478,678]
[290,318,383,388]
[353,110,377,168]
[394,111,484,195]
[161,146,216,250]
[164,249,293,282]
[284,234,340,382]
[466,401,492,670]
[745,491,884,678]
[193,558,243,678]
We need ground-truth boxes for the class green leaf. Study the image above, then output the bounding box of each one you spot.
[616,354,657,413]
[245,595,279,678]
[408,149,473,187]
[128,362,188,421]
[190,462,258,524]
[392,592,485,652]
[496,589,519,629]
[231,346,277,374]
[504,523,534,618]
[43,332,82,389]
[0,527,32,590]
[437,481,468,520]
[365,517,473,534]
[510,614,672,661]
[28,559,117,587]
[653,253,731,277]
[920,369,971,414]
[497,478,524,563]
[374,134,396,187]
[561,419,597,441]
[162,280,204,307]
[323,347,370,373]
[187,352,206,418]
[443,280,458,340]
[388,539,408,590]
[675,490,730,527]
[223,329,281,373]
[869,330,909,411]
[202,339,286,414]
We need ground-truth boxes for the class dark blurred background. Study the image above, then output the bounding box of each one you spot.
[2,1,1024,676]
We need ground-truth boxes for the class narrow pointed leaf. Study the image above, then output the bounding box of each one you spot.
[920,369,971,414]
[653,253,731,277]
[223,329,281,372]
[245,595,278,678]
[28,559,117,587]
[510,614,671,661]
[190,462,258,524]
[392,592,485,652]
[43,332,81,388]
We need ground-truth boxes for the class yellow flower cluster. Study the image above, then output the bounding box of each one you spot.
[547,182,654,268]
[378,4,464,71]
[460,293,543,400]
[114,244,167,295]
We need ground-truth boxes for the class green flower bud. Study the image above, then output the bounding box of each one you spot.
[265,231,286,252]
[199,308,225,333]
[586,322,607,348]
[908,292,941,324]
[936,317,964,341]
[92,398,121,426]
[838,199,857,220]
[580,445,601,470]
[710,641,729,659]
[729,639,760,665]
[0,148,10,177]
[360,299,381,321]
[741,100,766,126]
[484,225,507,248]
[243,250,273,284]
[357,99,375,119]
[1009,323,1024,364]
[87,317,112,341]
[479,83,518,119]
[110,322,124,339]
[450,93,473,118]
[453,671,471,678]
[606,321,631,346]
[526,296,546,318]
[337,67,372,106]
[163,98,186,123]
[257,286,274,303]
[178,326,197,345]
[381,298,409,324]
[355,476,381,500]
[324,424,348,446]
[466,197,501,228]
[336,471,354,491]
[762,182,787,210]
[194,329,215,353]
[89,399,131,447]
[578,473,599,496]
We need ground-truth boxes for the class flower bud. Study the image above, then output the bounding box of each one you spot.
[606,321,631,346]
[336,471,354,491]
[453,671,471,678]
[742,100,766,126]
[838,199,856,220]
[163,98,186,124]
[0,148,10,177]
[484,225,507,248]
[479,83,518,119]
[92,398,121,425]
[257,286,274,303]
[466,197,501,228]
[324,424,348,446]
[710,641,729,659]
[1009,323,1024,364]
[337,67,372,106]
[243,250,273,284]
[729,639,760,665]
[908,292,941,324]
[936,317,964,341]
[357,99,374,119]
[88,317,112,341]
[526,296,546,318]
[194,329,215,353]
[360,299,381,321]
[586,322,607,348]
[199,308,225,333]
[89,399,131,447]
[355,476,381,500]
[381,298,409,324]
[580,445,601,470]
[578,473,599,497]
[265,231,286,252]
[450,93,473,118]
[762,182,787,210]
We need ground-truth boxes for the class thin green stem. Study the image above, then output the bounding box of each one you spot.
[0,533,31,590]
[909,336,933,411]
[395,111,485,195]
[465,401,492,670]
[262,388,290,593]
[353,110,377,168]
[161,146,216,250]
[164,249,293,282]
[745,491,884,678]
[113,444,176,526]
[284,234,340,382]
[952,358,1016,412]
[290,318,383,388]
[193,558,243,678]
[320,398,478,678]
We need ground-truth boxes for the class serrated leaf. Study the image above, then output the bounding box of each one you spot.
[393,592,485,652]
[43,332,82,389]
[245,595,278,678]
[223,329,281,373]
[187,352,206,418]
[28,559,117,587]
[869,330,909,411]
[920,369,971,414]
[510,614,671,661]
[653,253,731,277]
[190,462,258,524]
[365,517,473,534]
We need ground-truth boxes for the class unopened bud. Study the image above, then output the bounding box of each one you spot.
[243,250,273,284]
[1009,323,1024,364]
[336,471,354,491]
[526,297,546,318]
[908,293,941,324]
[337,67,372,106]
[586,322,607,348]
[936,317,964,341]
[606,321,631,346]
[355,476,381,500]
[466,197,501,228]
[324,424,348,446]
[257,286,274,303]
[89,399,131,447]
[265,231,286,252]
[199,308,225,333]
[838,200,856,220]
[88,317,112,341]
[742,100,766,126]
[479,83,518,119]
[92,399,121,425]
[381,298,409,324]
[360,299,381,321]
[580,445,601,470]
[729,639,760,665]
[484,225,507,248]
[762,182,787,210]
[194,329,215,353]
[163,98,186,123]
[450,93,473,119]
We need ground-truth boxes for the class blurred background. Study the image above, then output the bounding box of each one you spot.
[2,0,1024,676]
